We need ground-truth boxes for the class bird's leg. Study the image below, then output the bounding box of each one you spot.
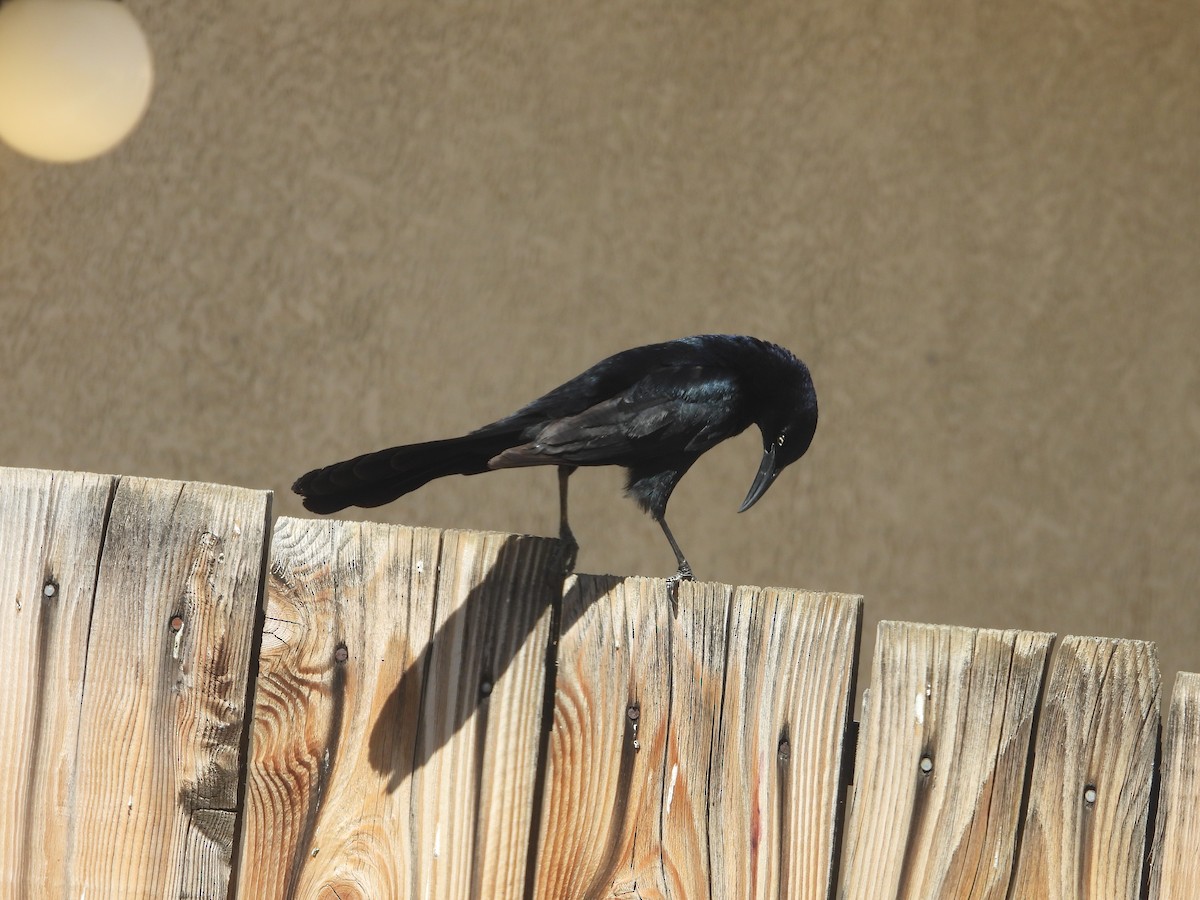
[557,466,579,575]
[655,513,694,583]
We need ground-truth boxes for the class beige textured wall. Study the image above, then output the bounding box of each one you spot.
[2,1,1198,680]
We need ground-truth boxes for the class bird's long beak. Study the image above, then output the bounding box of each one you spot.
[738,443,780,513]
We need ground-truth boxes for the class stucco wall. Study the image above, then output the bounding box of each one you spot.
[2,0,1198,679]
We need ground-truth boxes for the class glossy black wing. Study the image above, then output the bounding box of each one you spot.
[475,338,724,436]
[488,365,752,468]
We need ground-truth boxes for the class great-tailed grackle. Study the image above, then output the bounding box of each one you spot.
[293,334,817,580]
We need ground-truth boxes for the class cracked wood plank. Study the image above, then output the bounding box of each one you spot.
[235,519,561,900]
[1145,672,1200,899]
[0,468,270,898]
[839,622,1054,900]
[1008,635,1159,899]
[71,477,271,898]
[532,577,860,899]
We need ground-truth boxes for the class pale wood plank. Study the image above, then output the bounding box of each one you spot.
[410,528,563,899]
[645,579,730,898]
[0,467,115,897]
[531,575,689,900]
[533,577,861,900]
[1147,671,1200,899]
[0,470,270,897]
[236,519,561,900]
[709,585,862,899]
[839,622,1054,900]
[237,517,441,900]
[1009,635,1160,899]
[68,477,271,898]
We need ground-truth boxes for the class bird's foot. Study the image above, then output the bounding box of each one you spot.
[557,526,579,577]
[665,564,694,610]
[668,561,694,583]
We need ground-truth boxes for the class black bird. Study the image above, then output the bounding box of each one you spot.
[292,334,817,580]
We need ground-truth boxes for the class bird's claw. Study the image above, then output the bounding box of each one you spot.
[668,561,694,583]
[558,527,579,577]
[665,565,693,609]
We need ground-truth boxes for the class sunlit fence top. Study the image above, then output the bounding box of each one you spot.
[1,467,1196,899]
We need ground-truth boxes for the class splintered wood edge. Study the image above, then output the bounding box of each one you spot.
[1147,671,1200,899]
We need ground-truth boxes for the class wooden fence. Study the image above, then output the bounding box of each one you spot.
[0,467,1196,899]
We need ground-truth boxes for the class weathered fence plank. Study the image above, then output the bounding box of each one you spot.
[5,465,1199,899]
[1147,671,1200,899]
[71,477,271,898]
[709,584,862,899]
[529,575,679,899]
[0,468,115,897]
[236,518,561,900]
[532,576,861,899]
[0,468,270,898]
[839,622,1054,900]
[1009,636,1160,899]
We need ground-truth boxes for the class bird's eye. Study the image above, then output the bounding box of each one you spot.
[777,434,787,447]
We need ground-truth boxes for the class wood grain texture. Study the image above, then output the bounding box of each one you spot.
[532,576,861,900]
[839,622,1054,900]
[1009,636,1160,899]
[530,575,679,900]
[1147,671,1200,899]
[709,584,862,899]
[236,518,561,900]
[0,469,270,898]
[0,467,115,897]
[70,477,271,898]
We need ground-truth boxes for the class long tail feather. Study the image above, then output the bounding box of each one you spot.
[292,432,517,514]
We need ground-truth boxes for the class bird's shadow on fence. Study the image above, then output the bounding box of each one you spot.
[367,536,587,793]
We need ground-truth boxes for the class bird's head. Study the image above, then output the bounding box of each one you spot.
[738,364,818,513]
